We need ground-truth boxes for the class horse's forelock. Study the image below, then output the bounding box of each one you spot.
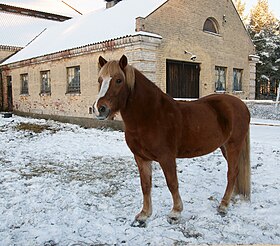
[100,60,135,90]
[124,64,135,90]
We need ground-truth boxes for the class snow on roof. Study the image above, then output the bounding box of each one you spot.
[0,0,84,17]
[3,0,166,65]
[0,12,58,47]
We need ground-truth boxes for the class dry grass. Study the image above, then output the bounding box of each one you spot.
[15,123,56,133]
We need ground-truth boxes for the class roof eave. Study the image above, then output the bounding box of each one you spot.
[1,32,162,68]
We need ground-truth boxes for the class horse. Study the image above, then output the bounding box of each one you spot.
[93,55,251,227]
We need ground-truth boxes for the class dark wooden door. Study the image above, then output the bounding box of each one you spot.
[7,76,13,111]
[166,60,200,98]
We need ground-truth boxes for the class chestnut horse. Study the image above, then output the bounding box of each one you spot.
[93,55,251,227]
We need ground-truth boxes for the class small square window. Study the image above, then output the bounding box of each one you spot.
[20,73,29,95]
[67,66,80,94]
[233,69,243,91]
[215,66,226,91]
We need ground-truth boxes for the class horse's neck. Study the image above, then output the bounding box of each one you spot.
[120,70,163,128]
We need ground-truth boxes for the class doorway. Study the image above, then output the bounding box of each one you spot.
[166,59,200,98]
[7,76,13,111]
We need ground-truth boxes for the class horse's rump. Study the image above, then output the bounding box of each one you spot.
[175,94,250,158]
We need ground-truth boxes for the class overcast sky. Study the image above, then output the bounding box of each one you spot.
[1,0,279,19]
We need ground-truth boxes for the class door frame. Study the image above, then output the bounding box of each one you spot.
[166,59,200,99]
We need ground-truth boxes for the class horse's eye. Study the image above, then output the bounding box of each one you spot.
[116,79,122,84]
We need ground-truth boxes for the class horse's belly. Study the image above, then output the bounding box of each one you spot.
[177,131,227,158]
[177,145,219,158]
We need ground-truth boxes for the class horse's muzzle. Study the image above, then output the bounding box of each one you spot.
[93,103,110,120]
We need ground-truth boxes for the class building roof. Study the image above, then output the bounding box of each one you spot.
[0,4,71,21]
[0,0,105,17]
[2,0,166,65]
[0,0,105,49]
[0,11,59,47]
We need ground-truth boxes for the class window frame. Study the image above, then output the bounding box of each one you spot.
[20,73,29,95]
[233,68,243,92]
[215,66,227,92]
[66,66,81,94]
[203,17,220,35]
[40,70,51,95]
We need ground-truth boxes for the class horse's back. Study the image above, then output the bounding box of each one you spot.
[176,94,250,158]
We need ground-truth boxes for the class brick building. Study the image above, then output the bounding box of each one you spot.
[1,0,258,119]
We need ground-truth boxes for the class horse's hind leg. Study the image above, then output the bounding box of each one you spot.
[160,158,183,223]
[132,155,152,227]
[218,144,241,215]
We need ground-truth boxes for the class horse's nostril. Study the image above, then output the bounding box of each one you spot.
[99,105,106,113]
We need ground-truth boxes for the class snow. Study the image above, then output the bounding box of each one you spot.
[0,12,58,47]
[3,0,166,65]
[0,0,105,17]
[0,114,280,245]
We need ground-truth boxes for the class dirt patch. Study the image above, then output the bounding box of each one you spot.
[15,123,58,134]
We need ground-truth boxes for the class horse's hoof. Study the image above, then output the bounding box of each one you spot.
[131,219,147,228]
[167,211,181,224]
[217,205,228,216]
[167,216,180,225]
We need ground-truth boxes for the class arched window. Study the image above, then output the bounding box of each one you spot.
[203,17,219,34]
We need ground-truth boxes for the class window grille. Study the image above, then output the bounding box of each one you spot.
[40,70,51,94]
[20,73,29,94]
[233,69,243,91]
[215,66,226,91]
[67,66,80,93]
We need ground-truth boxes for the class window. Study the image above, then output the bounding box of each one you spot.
[40,70,51,94]
[233,69,243,91]
[203,18,219,34]
[67,66,80,93]
[20,73,29,95]
[215,66,226,91]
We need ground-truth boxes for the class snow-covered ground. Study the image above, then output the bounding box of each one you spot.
[0,115,280,245]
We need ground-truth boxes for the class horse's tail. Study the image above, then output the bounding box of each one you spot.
[235,128,251,200]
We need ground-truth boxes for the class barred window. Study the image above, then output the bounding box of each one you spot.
[215,66,226,91]
[20,73,29,95]
[233,69,243,91]
[40,70,51,94]
[67,66,80,93]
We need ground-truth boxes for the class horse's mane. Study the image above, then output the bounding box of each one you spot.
[100,60,135,90]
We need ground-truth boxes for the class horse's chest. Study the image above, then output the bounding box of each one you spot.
[125,131,156,161]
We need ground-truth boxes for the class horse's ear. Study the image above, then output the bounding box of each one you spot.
[99,56,107,68]
[119,55,128,70]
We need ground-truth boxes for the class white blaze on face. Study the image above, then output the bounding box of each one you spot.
[94,76,112,116]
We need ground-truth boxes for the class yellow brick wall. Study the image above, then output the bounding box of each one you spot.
[142,0,255,99]
[10,52,125,117]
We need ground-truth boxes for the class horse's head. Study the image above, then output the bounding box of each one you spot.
[93,55,135,120]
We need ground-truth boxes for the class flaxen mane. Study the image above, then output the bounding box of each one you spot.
[100,60,135,90]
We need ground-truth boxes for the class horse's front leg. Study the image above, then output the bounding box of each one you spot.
[131,155,152,227]
[160,157,183,223]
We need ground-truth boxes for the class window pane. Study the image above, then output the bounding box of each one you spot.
[20,74,29,94]
[233,69,242,91]
[215,67,226,91]
[41,71,51,94]
[67,66,80,93]
[203,18,219,34]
